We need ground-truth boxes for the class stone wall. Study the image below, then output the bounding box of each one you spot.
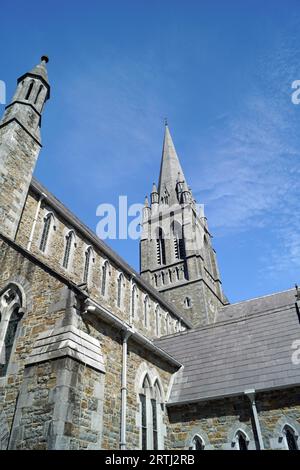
[167,387,300,450]
[16,189,187,339]
[0,236,178,450]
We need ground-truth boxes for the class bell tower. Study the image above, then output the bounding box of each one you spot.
[0,56,50,240]
[140,124,228,326]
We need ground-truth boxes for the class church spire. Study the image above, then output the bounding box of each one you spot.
[158,124,187,206]
[27,55,50,86]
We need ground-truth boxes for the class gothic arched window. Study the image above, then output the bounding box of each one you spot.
[131,284,137,320]
[155,305,160,337]
[34,85,43,104]
[144,295,149,328]
[283,425,298,450]
[83,246,93,284]
[189,435,205,450]
[117,273,124,308]
[139,374,164,450]
[0,286,23,377]
[140,375,151,450]
[25,80,34,100]
[236,431,248,450]
[39,213,54,252]
[156,228,166,266]
[165,314,169,335]
[62,230,75,269]
[101,261,109,296]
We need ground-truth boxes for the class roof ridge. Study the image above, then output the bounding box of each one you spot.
[156,303,296,341]
[221,287,295,309]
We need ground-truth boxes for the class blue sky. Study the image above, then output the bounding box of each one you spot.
[1,0,300,303]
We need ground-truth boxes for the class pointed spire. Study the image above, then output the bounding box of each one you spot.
[152,182,158,193]
[29,56,49,84]
[158,124,187,206]
[144,195,149,207]
[17,56,50,100]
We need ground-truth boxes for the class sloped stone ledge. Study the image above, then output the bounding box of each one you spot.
[25,325,105,373]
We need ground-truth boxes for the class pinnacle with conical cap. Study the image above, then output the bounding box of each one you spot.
[151,182,159,206]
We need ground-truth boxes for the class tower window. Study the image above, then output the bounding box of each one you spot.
[25,80,34,100]
[172,221,184,260]
[34,85,43,104]
[184,297,192,308]
[156,228,166,265]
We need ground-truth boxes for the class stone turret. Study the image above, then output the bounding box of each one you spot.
[0,56,50,240]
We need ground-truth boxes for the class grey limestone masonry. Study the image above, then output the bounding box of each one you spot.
[0,58,300,450]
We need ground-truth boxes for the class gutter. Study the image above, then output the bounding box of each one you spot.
[83,299,182,368]
[83,299,182,451]
[120,330,132,450]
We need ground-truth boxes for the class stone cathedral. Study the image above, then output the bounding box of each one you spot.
[0,57,299,451]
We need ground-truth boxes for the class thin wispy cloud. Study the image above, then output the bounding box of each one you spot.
[190,23,300,278]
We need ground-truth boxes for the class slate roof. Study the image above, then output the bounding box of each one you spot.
[155,288,300,405]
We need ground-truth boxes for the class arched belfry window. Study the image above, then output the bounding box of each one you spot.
[39,212,54,252]
[189,435,205,450]
[62,230,75,269]
[139,373,165,450]
[0,285,24,377]
[156,228,166,266]
[283,425,299,450]
[25,80,34,100]
[172,221,185,260]
[203,235,214,276]
[34,84,43,104]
